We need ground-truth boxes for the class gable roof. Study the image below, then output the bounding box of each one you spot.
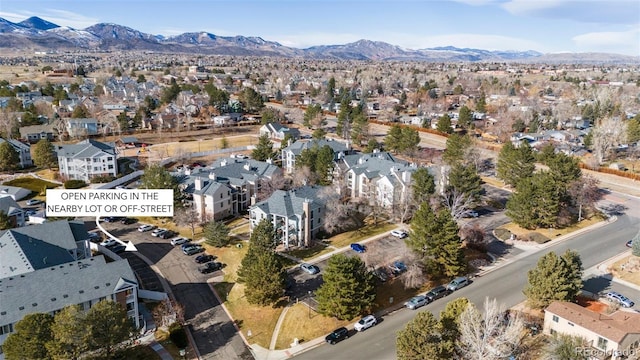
[0,196,22,216]
[282,139,349,156]
[177,158,280,192]
[56,139,115,158]
[251,186,323,218]
[546,301,640,343]
[0,138,30,151]
[0,256,137,326]
[344,151,415,179]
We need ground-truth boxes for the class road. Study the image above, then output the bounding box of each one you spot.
[101,221,254,360]
[295,192,640,360]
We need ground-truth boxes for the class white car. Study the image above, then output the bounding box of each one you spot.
[391,229,408,238]
[354,315,377,331]
[137,224,155,232]
[151,228,167,237]
[171,237,191,246]
[26,199,41,206]
[100,238,118,247]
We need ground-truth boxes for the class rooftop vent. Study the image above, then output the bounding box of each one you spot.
[0,311,6,315]
[63,294,68,298]
[18,306,24,310]
[79,290,84,294]
[51,298,56,302]
[32,303,37,307]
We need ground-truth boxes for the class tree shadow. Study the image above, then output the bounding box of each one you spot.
[582,274,614,296]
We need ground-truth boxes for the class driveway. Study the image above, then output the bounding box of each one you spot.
[101,221,254,360]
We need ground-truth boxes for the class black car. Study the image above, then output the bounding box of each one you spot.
[195,254,216,264]
[159,230,175,239]
[111,245,127,254]
[425,285,451,302]
[102,216,123,223]
[325,327,349,345]
[121,217,137,225]
[199,262,223,274]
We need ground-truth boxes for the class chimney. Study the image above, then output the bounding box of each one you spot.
[402,170,411,183]
[195,178,203,190]
[221,159,227,166]
[287,139,292,147]
[266,158,272,164]
[208,172,216,180]
[302,198,311,247]
[244,163,251,171]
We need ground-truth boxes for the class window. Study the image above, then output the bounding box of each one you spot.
[108,165,114,170]
[107,157,113,161]
[597,337,608,350]
[568,322,574,327]
[550,329,556,335]
[0,324,13,335]
[552,315,559,322]
[220,193,223,199]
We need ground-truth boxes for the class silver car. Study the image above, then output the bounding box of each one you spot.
[405,295,428,310]
[446,276,470,291]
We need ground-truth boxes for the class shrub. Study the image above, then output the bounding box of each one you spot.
[63,179,87,189]
[90,175,116,184]
[168,323,188,349]
[494,228,512,241]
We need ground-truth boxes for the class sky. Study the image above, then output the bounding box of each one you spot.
[0,0,639,56]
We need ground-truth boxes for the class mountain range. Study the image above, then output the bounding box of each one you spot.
[1,16,638,64]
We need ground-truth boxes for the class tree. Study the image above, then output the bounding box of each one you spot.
[544,334,588,360]
[312,127,326,139]
[3,313,54,360]
[161,80,181,104]
[592,117,627,164]
[567,175,601,222]
[203,221,231,247]
[496,141,535,187]
[136,74,146,83]
[439,297,470,343]
[399,127,420,157]
[239,87,264,113]
[0,141,19,171]
[545,152,582,185]
[252,134,275,161]
[47,305,87,360]
[442,133,472,166]
[436,113,453,134]
[632,231,640,257]
[475,92,487,113]
[71,104,89,118]
[412,167,435,204]
[315,254,376,320]
[364,139,379,153]
[447,163,482,204]
[32,139,58,169]
[303,104,323,129]
[85,300,133,358]
[140,164,182,208]
[457,105,473,129]
[457,298,524,360]
[523,250,583,309]
[627,114,640,144]
[384,124,403,153]
[237,219,286,305]
[0,210,12,230]
[506,172,560,229]
[117,111,129,131]
[396,311,453,360]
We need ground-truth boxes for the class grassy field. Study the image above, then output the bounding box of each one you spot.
[3,177,60,196]
[610,255,640,286]
[327,222,397,249]
[148,135,257,157]
[495,215,604,242]
[274,303,350,350]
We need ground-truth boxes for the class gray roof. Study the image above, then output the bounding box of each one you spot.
[177,158,280,194]
[56,139,115,158]
[0,138,30,151]
[0,185,30,199]
[282,139,349,156]
[0,220,89,278]
[0,196,22,216]
[344,152,415,179]
[251,186,323,218]
[18,123,55,137]
[119,136,139,144]
[0,256,137,326]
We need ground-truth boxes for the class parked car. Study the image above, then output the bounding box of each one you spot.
[102,216,123,223]
[350,243,366,253]
[171,237,191,246]
[405,295,428,310]
[121,217,137,225]
[138,224,155,232]
[195,254,216,264]
[26,199,41,206]
[100,238,118,247]
[354,315,377,331]
[183,245,204,255]
[373,267,389,282]
[446,276,470,291]
[159,230,175,239]
[300,263,320,275]
[389,261,407,275]
[425,285,451,302]
[181,243,199,251]
[463,210,479,218]
[325,327,349,345]
[606,291,635,307]
[88,232,102,243]
[151,228,167,237]
[111,245,127,254]
[627,239,634,248]
[199,262,223,274]
[391,229,408,238]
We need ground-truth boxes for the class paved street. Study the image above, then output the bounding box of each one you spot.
[101,221,254,360]
[294,193,640,360]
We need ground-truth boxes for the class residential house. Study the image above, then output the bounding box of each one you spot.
[177,158,282,222]
[281,138,351,174]
[259,122,299,141]
[0,196,25,227]
[56,139,118,181]
[335,151,419,208]
[0,138,32,168]
[544,301,640,358]
[65,118,99,138]
[18,124,55,143]
[249,186,325,248]
[0,186,31,201]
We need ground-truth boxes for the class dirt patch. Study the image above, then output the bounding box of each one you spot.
[576,295,609,314]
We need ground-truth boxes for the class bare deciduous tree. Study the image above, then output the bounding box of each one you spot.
[174,206,200,237]
[257,172,289,201]
[567,174,602,221]
[457,298,524,360]
[460,223,488,252]
[152,297,186,327]
[592,117,627,164]
[440,189,475,220]
[291,165,318,187]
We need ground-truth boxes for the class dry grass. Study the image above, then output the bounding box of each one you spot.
[327,223,397,249]
[372,277,432,312]
[496,216,604,242]
[481,176,508,189]
[274,303,350,350]
[610,255,640,286]
[147,135,257,157]
[229,223,250,236]
[286,244,333,261]
[137,217,204,239]
[35,169,59,181]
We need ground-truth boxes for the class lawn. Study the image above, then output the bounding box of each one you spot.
[286,243,333,261]
[274,303,350,350]
[3,176,60,195]
[372,277,432,312]
[148,135,257,157]
[610,255,640,287]
[206,240,284,349]
[327,222,397,249]
[495,215,605,243]
[35,169,59,181]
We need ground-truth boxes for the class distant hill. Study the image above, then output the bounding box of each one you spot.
[0,16,637,64]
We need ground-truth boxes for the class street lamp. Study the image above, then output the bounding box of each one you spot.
[308,291,312,319]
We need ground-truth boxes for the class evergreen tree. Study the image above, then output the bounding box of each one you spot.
[2,313,54,360]
[476,92,487,113]
[32,139,58,169]
[205,83,230,111]
[364,139,379,153]
[315,254,376,320]
[496,141,535,187]
[632,231,640,257]
[442,133,472,166]
[140,164,182,208]
[315,145,335,185]
[0,210,12,230]
[436,113,453,134]
[523,250,583,309]
[439,297,470,343]
[506,172,560,229]
[505,177,538,229]
[396,311,453,360]
[545,152,582,185]
[384,124,403,153]
[0,141,19,171]
[282,132,295,147]
[203,221,231,247]
[239,87,264,113]
[47,305,87,360]
[252,134,275,161]
[312,127,326,140]
[400,126,420,156]
[303,104,322,128]
[627,114,640,144]
[71,104,89,118]
[412,167,436,204]
[117,111,129,130]
[447,163,483,204]
[84,300,133,358]
[457,106,473,129]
